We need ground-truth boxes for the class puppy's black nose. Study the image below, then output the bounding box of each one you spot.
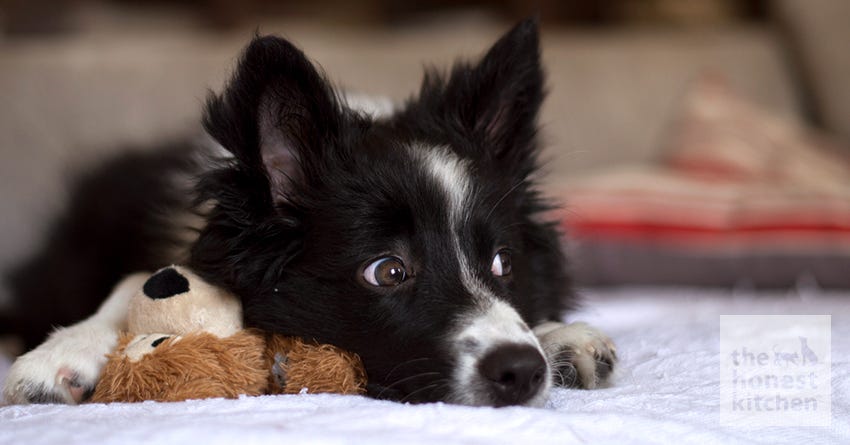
[478,343,547,406]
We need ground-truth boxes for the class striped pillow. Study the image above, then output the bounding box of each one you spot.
[559,76,850,288]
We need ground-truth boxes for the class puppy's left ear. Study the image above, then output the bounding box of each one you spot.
[430,18,544,165]
[202,34,343,205]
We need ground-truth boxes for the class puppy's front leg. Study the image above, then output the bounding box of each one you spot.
[2,273,148,404]
[534,321,617,389]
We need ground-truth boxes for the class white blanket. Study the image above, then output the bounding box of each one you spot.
[2,288,848,445]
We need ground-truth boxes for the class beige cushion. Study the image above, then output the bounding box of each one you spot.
[559,75,850,287]
[775,0,850,145]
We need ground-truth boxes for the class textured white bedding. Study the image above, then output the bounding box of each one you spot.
[1,288,848,445]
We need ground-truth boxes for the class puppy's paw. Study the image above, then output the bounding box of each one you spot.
[533,321,617,389]
[3,322,118,404]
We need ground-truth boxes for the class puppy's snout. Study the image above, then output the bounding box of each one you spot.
[478,343,547,406]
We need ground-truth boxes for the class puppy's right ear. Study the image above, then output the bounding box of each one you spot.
[203,35,341,203]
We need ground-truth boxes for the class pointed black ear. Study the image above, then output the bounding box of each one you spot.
[426,18,544,164]
[203,35,341,200]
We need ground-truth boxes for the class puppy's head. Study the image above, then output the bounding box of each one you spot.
[191,18,572,407]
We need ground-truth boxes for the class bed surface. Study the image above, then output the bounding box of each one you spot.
[2,288,848,445]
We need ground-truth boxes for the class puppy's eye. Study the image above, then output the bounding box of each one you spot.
[491,250,512,277]
[363,256,407,287]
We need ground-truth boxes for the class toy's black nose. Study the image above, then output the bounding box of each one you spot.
[143,267,189,299]
[478,343,547,406]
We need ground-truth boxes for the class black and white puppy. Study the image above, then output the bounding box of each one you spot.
[2,19,616,407]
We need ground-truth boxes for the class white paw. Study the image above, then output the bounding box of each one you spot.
[2,272,145,405]
[533,321,617,389]
[3,321,119,404]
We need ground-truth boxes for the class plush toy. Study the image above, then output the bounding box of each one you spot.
[88,265,367,403]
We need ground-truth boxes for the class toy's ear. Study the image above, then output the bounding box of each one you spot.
[143,267,189,300]
[129,265,243,337]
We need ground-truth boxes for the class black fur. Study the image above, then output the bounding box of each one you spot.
[191,18,572,403]
[4,18,575,404]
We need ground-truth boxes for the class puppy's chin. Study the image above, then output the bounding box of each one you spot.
[368,374,552,407]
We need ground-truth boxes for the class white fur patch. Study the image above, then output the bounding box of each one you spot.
[343,92,396,119]
[413,145,479,293]
[416,146,472,218]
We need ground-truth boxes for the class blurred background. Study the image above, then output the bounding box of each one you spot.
[1,0,849,300]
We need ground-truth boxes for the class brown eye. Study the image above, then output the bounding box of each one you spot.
[363,256,408,286]
[491,250,512,277]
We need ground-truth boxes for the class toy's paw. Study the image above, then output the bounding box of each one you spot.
[3,321,119,404]
[533,321,617,389]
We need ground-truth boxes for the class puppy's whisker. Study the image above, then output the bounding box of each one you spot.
[484,180,525,222]
[383,357,433,381]
[377,371,442,400]
[400,381,444,404]
[384,371,442,390]
[551,361,578,387]
[545,349,577,362]
[548,358,574,367]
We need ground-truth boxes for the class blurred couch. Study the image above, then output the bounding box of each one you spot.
[1,3,848,300]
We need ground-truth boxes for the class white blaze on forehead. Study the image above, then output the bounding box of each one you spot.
[413,144,515,307]
[414,145,506,304]
[413,145,483,295]
[415,145,472,221]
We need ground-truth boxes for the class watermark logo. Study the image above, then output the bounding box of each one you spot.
[720,315,831,427]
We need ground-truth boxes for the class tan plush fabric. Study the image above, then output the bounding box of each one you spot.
[666,75,850,192]
[90,330,268,403]
[265,334,367,396]
[127,266,243,338]
[776,0,850,145]
[90,331,367,403]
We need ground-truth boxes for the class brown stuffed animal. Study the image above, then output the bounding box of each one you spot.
[89,266,366,403]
